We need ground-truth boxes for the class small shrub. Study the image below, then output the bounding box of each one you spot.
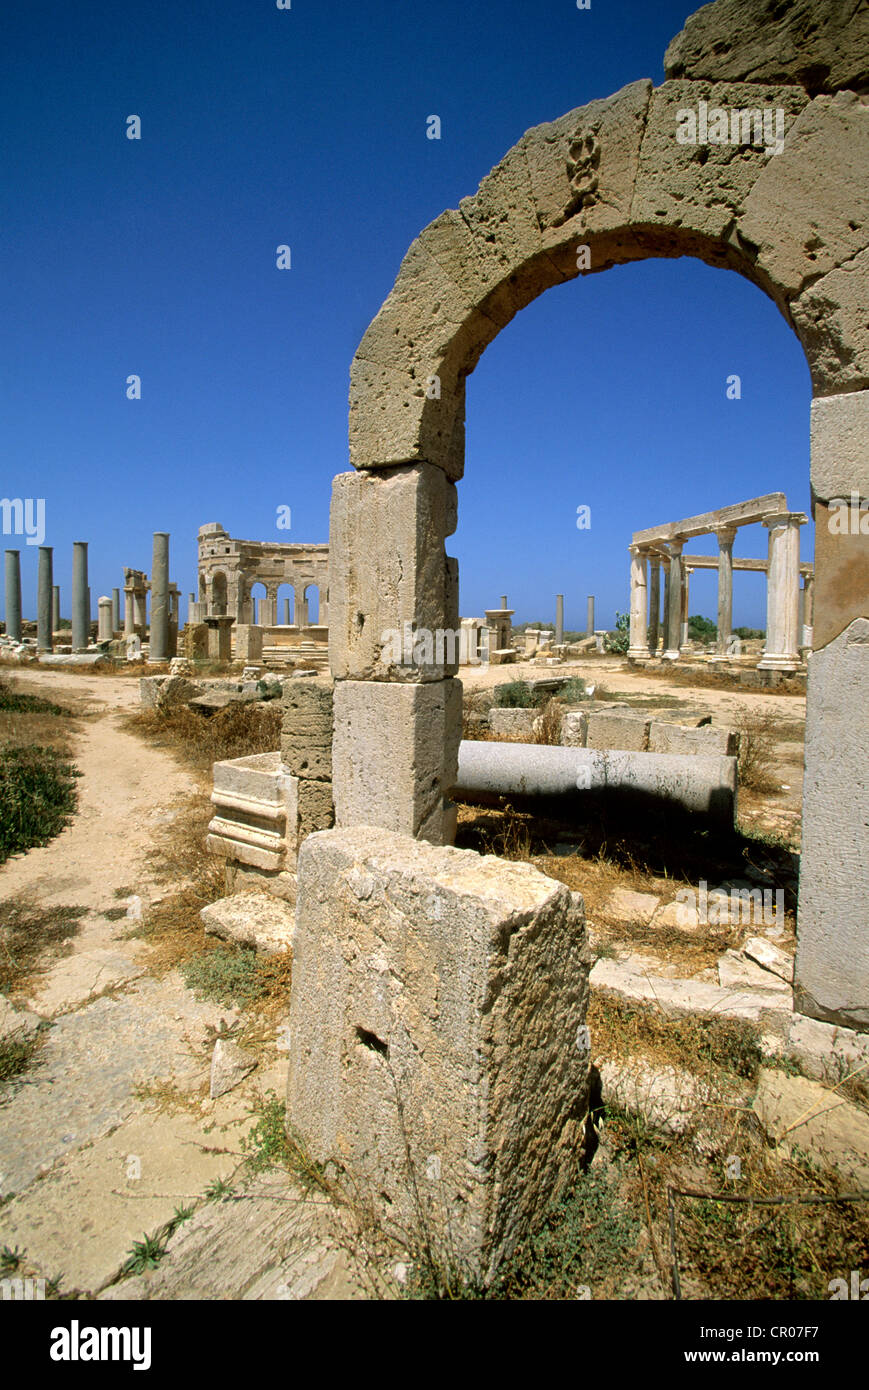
[180,945,263,1007]
[558,676,586,703]
[493,681,535,709]
[532,698,563,746]
[735,709,779,792]
[0,745,81,863]
[604,612,629,655]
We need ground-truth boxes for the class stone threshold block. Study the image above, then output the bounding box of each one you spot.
[287,827,591,1284]
[206,752,299,872]
[332,678,462,844]
[201,892,295,954]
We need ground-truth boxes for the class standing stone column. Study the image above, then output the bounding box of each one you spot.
[627,547,649,658]
[586,595,595,636]
[283,597,291,625]
[663,541,683,659]
[681,565,692,647]
[111,588,121,634]
[296,588,309,629]
[4,550,22,642]
[555,594,564,646]
[37,546,53,653]
[648,558,661,655]
[802,573,815,648]
[758,512,807,671]
[660,559,671,655]
[150,532,170,663]
[715,526,737,654]
[97,596,113,642]
[71,541,89,653]
[51,585,60,635]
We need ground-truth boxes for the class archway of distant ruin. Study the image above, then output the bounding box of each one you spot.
[329,73,868,1030]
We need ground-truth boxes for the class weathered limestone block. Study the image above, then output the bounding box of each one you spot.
[287,827,591,1282]
[648,721,739,756]
[795,618,869,1032]
[792,248,869,396]
[738,93,869,298]
[631,80,808,251]
[488,707,537,740]
[753,1069,869,1187]
[332,679,461,844]
[280,681,333,781]
[206,752,299,872]
[210,1037,257,1100]
[235,624,264,662]
[354,237,492,380]
[348,357,467,479]
[328,466,459,681]
[664,0,869,97]
[457,140,553,326]
[560,710,589,747]
[810,389,869,501]
[586,710,650,752]
[811,504,869,649]
[298,778,334,837]
[201,891,295,954]
[522,81,652,242]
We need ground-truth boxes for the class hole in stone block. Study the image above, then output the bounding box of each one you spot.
[356,1026,388,1058]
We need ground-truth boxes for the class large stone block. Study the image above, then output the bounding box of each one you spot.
[632,80,808,250]
[586,710,650,752]
[663,0,869,97]
[287,827,590,1282]
[488,707,537,740]
[328,465,459,682]
[280,681,333,780]
[810,388,869,501]
[795,618,869,1032]
[792,247,869,397]
[348,357,467,479]
[523,80,651,243]
[739,92,869,298]
[560,710,589,747]
[297,778,334,837]
[332,679,461,844]
[649,721,739,756]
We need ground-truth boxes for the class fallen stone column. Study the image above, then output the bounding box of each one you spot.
[454,740,737,826]
[287,826,590,1284]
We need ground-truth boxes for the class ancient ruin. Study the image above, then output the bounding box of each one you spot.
[627,493,814,669]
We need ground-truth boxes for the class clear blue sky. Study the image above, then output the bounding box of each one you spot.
[2,0,813,632]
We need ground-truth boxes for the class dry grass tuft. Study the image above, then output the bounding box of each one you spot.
[124,701,282,774]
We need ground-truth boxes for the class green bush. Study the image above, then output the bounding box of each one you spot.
[180,945,263,1007]
[0,745,80,863]
[688,614,717,642]
[558,677,587,703]
[604,612,629,655]
[493,681,535,709]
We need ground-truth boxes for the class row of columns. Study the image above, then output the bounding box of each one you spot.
[627,512,810,670]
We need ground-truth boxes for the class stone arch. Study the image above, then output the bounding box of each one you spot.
[330,58,868,1029]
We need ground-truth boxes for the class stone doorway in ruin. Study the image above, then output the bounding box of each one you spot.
[327,75,868,1031]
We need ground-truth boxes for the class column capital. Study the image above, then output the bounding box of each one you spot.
[668,538,685,557]
[763,510,808,530]
[714,524,738,546]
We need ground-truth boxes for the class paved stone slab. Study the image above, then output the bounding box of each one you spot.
[0,975,228,1199]
[99,1170,365,1301]
[753,1069,869,1187]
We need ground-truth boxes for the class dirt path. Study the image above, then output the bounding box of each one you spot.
[0,669,352,1299]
